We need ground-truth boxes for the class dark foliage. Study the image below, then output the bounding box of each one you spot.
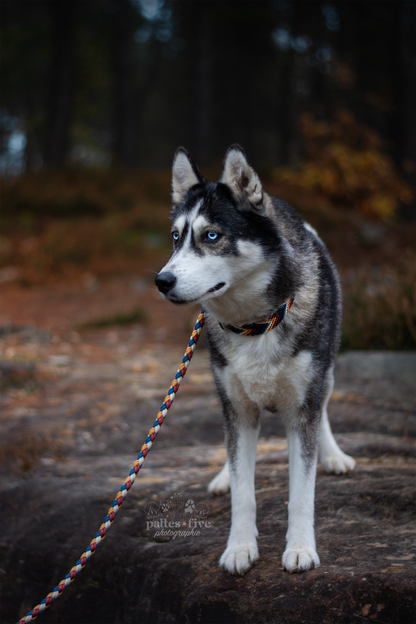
[0,0,414,194]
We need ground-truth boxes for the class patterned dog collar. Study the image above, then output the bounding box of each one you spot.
[220,295,295,336]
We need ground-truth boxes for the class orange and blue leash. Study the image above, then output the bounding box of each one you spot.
[17,309,205,624]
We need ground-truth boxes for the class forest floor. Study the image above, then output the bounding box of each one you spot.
[0,265,415,623]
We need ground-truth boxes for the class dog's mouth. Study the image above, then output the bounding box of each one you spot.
[207,282,226,293]
[168,282,226,305]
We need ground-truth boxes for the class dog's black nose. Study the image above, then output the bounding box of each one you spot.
[155,271,177,295]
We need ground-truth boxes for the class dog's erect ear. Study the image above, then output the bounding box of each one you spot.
[220,145,263,207]
[172,147,204,205]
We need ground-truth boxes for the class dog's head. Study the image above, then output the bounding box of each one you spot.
[155,145,280,316]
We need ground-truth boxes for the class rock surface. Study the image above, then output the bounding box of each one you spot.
[0,333,415,624]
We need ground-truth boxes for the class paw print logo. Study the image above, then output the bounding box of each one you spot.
[159,493,186,519]
[184,499,196,516]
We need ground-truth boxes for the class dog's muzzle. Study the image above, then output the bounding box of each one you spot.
[155,271,177,295]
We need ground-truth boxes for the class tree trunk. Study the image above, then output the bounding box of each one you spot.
[194,0,213,166]
[43,0,76,165]
[394,0,416,218]
[112,0,136,169]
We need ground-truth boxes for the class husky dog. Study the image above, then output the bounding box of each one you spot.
[155,145,355,575]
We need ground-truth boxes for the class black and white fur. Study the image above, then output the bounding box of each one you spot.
[155,145,355,575]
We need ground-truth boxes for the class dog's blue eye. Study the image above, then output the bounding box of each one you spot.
[207,231,218,241]
[172,232,179,241]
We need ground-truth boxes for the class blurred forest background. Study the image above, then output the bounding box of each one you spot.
[0,0,415,349]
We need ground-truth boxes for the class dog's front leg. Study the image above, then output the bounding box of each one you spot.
[218,393,260,575]
[283,423,320,573]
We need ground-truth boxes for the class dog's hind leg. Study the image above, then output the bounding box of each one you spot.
[208,461,230,494]
[283,423,321,573]
[319,369,356,474]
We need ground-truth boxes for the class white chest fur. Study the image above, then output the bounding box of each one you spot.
[220,331,313,418]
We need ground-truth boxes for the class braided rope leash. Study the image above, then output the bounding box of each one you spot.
[17,309,205,624]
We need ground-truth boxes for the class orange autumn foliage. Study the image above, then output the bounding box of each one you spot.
[275,110,413,219]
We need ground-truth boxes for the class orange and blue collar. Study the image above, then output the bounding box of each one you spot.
[220,295,295,336]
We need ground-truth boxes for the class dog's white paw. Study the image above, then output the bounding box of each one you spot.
[320,451,356,475]
[208,466,230,495]
[220,542,259,575]
[282,547,320,573]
